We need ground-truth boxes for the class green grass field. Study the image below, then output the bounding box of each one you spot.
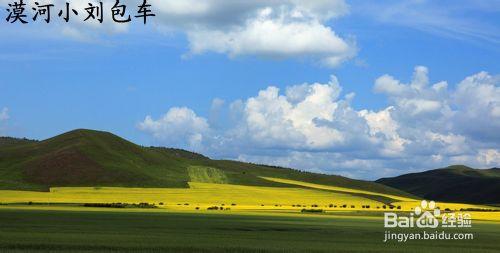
[0,208,499,253]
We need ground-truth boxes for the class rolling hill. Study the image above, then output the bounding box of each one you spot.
[0,129,413,200]
[376,165,500,204]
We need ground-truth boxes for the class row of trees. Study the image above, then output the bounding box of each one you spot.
[82,202,157,208]
[78,201,402,211]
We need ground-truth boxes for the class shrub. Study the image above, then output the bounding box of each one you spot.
[458,208,497,212]
[83,203,127,208]
[136,202,157,208]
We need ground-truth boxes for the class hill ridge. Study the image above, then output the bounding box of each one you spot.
[376,165,500,204]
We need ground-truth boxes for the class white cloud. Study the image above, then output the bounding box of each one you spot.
[240,76,351,149]
[359,107,409,157]
[138,107,210,149]
[452,71,500,142]
[184,5,355,67]
[151,0,349,27]
[477,149,500,166]
[374,66,447,116]
[140,66,499,179]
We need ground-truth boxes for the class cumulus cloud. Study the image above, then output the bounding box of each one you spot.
[184,5,355,67]
[138,107,210,149]
[140,67,499,179]
[477,149,500,166]
[358,107,408,157]
[452,72,500,142]
[151,0,349,28]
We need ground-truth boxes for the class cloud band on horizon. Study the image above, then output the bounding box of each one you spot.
[138,66,500,179]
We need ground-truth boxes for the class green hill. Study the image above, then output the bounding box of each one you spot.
[0,129,412,199]
[376,165,500,205]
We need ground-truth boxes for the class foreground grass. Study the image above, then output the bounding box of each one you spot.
[0,208,499,253]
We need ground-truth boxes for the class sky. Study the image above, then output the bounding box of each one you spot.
[0,0,499,179]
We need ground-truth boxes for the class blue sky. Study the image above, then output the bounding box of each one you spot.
[0,0,499,179]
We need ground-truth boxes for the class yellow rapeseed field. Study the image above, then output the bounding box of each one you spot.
[0,180,497,221]
[0,182,384,209]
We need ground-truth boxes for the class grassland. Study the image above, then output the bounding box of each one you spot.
[188,166,228,184]
[0,208,499,253]
[0,180,498,252]
[1,130,498,252]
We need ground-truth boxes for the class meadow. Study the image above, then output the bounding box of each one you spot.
[1,179,499,253]
[0,208,499,253]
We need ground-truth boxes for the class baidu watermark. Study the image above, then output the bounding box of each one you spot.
[383,200,474,242]
[383,231,474,242]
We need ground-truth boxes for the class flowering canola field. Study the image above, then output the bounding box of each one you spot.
[0,179,498,221]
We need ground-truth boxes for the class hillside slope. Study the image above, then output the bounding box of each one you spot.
[0,129,413,199]
[376,165,500,204]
